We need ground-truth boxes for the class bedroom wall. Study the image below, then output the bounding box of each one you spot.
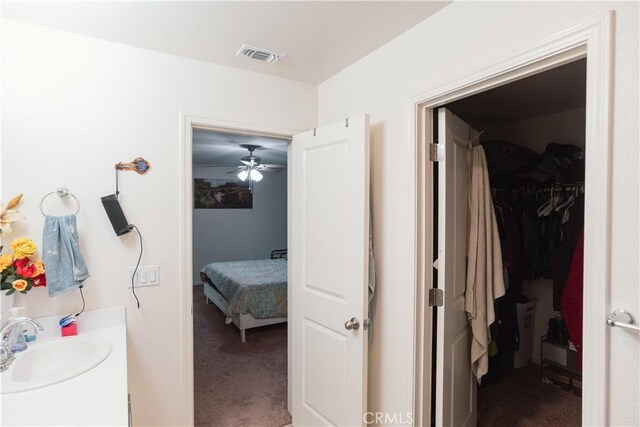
[318,2,638,424]
[1,19,316,426]
[192,165,287,282]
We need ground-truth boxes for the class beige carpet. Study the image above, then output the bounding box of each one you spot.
[478,363,581,426]
[193,287,291,427]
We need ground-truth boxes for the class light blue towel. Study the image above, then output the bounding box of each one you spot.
[43,215,89,297]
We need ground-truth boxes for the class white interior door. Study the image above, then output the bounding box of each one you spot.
[434,108,477,427]
[291,115,370,427]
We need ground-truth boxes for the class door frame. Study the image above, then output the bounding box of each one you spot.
[179,115,298,427]
[410,12,613,426]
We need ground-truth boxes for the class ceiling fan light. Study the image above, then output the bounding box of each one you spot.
[250,169,263,182]
[237,170,249,181]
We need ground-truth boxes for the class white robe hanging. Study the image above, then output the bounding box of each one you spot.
[465,145,505,383]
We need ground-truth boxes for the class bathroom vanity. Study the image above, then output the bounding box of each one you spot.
[1,307,128,426]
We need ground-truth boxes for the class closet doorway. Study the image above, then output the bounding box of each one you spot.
[437,59,587,426]
[412,15,613,427]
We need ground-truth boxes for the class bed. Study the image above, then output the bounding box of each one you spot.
[200,254,287,342]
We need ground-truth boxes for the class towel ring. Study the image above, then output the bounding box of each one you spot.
[40,187,80,216]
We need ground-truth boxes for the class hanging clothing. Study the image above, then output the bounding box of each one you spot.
[493,200,521,274]
[553,196,584,309]
[368,213,376,343]
[561,232,584,370]
[465,145,506,383]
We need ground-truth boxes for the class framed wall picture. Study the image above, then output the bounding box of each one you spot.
[194,178,253,209]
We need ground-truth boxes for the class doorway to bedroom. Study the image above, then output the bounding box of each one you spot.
[191,127,290,426]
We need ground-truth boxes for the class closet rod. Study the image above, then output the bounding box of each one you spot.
[536,184,584,193]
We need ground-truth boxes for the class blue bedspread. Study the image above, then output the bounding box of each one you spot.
[201,259,287,319]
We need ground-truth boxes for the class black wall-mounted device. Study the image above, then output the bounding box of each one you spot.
[101,194,132,236]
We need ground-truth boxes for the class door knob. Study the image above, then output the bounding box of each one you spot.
[345,317,360,331]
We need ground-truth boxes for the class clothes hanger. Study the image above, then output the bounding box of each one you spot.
[467,131,484,147]
[537,187,563,217]
[555,191,576,212]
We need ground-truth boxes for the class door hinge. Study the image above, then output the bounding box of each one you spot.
[428,288,443,307]
[128,393,132,427]
[429,143,443,162]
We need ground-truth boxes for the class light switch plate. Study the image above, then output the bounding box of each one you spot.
[139,268,148,284]
[148,265,159,285]
[127,265,159,288]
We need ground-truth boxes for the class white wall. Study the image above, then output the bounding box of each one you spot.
[1,19,316,426]
[318,2,638,425]
[192,165,287,282]
[481,107,586,153]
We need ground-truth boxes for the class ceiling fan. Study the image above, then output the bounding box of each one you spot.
[203,144,286,190]
[232,143,286,179]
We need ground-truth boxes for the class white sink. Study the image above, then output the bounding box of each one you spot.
[1,335,112,394]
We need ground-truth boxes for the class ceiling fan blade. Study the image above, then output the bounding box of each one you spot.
[261,164,287,169]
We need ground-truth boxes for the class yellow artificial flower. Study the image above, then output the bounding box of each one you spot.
[11,237,37,259]
[12,279,27,292]
[6,194,23,210]
[32,259,45,276]
[0,253,13,272]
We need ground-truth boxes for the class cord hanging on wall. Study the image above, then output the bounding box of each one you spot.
[101,157,150,309]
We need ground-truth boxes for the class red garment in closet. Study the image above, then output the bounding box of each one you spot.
[561,232,584,370]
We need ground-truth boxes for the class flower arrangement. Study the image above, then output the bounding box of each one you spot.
[0,194,46,295]
[0,240,47,296]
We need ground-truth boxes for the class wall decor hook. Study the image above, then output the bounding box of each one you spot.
[115,157,151,175]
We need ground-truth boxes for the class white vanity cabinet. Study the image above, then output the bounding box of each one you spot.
[1,307,128,426]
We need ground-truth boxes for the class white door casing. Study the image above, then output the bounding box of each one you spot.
[434,108,477,427]
[404,13,611,427]
[291,115,370,427]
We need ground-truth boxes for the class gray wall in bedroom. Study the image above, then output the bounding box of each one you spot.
[192,165,287,282]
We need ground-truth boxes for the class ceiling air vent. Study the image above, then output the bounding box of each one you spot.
[236,44,285,64]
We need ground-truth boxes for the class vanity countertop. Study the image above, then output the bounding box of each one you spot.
[1,306,128,426]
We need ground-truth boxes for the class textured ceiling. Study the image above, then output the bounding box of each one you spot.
[193,129,288,167]
[2,1,450,83]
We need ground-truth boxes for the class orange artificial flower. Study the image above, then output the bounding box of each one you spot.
[12,279,28,292]
[32,259,45,277]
